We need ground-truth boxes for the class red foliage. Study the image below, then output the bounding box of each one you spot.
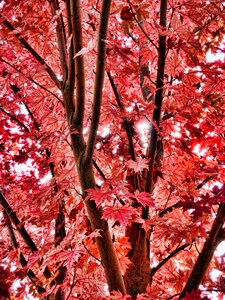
[0,0,225,299]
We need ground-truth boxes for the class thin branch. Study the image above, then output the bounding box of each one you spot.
[22,101,41,130]
[65,0,75,90]
[3,211,46,294]
[0,107,30,132]
[159,175,215,218]
[150,243,190,282]
[158,201,182,218]
[0,191,38,252]
[0,57,63,103]
[127,0,158,50]
[84,0,112,162]
[70,0,85,131]
[21,102,66,248]
[0,16,62,89]
[107,71,136,161]
[196,175,214,190]
[143,0,167,219]
[0,191,53,280]
[82,242,101,263]
[65,267,76,300]
[49,0,68,81]
[167,293,181,300]
[92,159,107,181]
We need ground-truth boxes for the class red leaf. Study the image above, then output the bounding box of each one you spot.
[133,190,155,207]
[127,158,149,173]
[102,206,136,227]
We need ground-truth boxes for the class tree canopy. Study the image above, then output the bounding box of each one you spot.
[1,0,225,299]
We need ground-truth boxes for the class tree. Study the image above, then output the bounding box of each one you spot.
[0,0,225,299]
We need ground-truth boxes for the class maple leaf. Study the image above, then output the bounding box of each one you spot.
[102,206,136,227]
[86,188,113,207]
[133,190,155,207]
[1,0,225,298]
[127,158,149,173]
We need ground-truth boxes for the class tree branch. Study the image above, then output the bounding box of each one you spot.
[48,0,68,81]
[0,191,38,252]
[3,211,46,294]
[0,191,53,280]
[84,0,112,162]
[0,57,63,103]
[107,71,136,161]
[0,107,30,133]
[82,242,101,263]
[21,103,66,248]
[143,0,167,218]
[179,203,225,299]
[150,243,190,282]
[70,0,85,131]
[127,0,158,49]
[158,201,182,218]
[65,0,75,90]
[0,16,62,89]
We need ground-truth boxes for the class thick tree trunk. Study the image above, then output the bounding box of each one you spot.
[125,223,150,299]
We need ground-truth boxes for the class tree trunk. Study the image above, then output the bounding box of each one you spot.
[125,223,150,299]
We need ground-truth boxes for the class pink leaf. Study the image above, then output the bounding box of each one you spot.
[133,190,155,207]
[102,206,137,227]
[127,158,149,173]
[86,188,113,207]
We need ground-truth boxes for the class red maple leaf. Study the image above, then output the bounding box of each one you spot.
[102,206,136,227]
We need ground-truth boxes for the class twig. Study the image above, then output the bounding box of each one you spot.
[65,267,76,300]
[166,293,181,300]
[82,242,101,263]
[92,159,107,180]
